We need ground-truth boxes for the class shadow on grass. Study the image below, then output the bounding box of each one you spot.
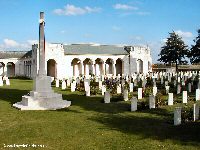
[88,113,200,146]
[0,88,29,104]
[1,87,200,147]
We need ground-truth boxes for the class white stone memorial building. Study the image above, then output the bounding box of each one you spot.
[0,43,152,79]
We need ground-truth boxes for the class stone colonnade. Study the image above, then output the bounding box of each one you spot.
[71,58,124,77]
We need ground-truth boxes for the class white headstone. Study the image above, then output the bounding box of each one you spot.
[182,91,187,103]
[56,79,59,88]
[86,87,90,96]
[168,93,173,105]
[129,83,133,92]
[102,85,106,95]
[67,79,71,87]
[161,76,163,84]
[62,80,66,90]
[153,86,157,96]
[149,95,155,109]
[104,91,110,103]
[131,97,137,111]
[71,82,76,92]
[117,84,122,94]
[123,89,128,101]
[5,79,10,85]
[196,89,200,101]
[188,83,191,93]
[165,86,170,94]
[193,103,199,121]
[99,81,102,90]
[84,80,90,91]
[138,88,143,99]
[0,77,3,86]
[177,84,181,94]
[174,107,181,126]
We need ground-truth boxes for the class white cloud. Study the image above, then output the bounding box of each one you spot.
[0,39,38,50]
[113,4,138,10]
[112,26,121,31]
[175,30,193,38]
[3,39,19,48]
[53,4,101,16]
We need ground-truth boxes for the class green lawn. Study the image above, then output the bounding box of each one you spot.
[0,79,200,150]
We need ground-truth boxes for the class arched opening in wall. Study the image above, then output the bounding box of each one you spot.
[83,58,93,76]
[105,58,113,75]
[138,59,143,73]
[95,58,104,76]
[116,58,123,75]
[47,59,57,78]
[71,58,81,77]
[0,62,5,76]
[7,62,15,77]
[148,61,151,71]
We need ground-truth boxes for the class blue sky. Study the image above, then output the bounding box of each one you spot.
[0,0,199,63]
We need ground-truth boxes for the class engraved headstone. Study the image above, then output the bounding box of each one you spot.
[174,107,181,126]
[104,91,110,103]
[168,93,173,105]
[131,97,137,111]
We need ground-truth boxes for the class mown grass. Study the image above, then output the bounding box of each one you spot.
[0,79,200,150]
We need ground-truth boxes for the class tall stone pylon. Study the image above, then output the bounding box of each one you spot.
[38,12,46,76]
[13,12,71,110]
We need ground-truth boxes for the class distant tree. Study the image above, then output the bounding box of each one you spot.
[158,31,188,72]
[189,29,200,64]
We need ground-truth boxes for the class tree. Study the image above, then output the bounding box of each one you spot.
[158,31,188,72]
[189,29,200,64]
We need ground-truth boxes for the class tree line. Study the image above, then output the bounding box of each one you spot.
[158,29,200,71]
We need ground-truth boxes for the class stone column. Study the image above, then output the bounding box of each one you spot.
[38,12,46,76]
